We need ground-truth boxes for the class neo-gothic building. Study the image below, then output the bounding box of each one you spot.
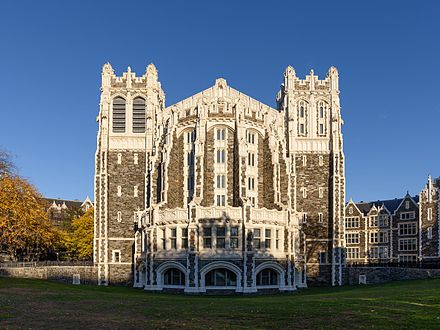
[345,176,440,264]
[93,63,345,293]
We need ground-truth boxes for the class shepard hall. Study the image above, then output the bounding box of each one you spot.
[93,63,346,293]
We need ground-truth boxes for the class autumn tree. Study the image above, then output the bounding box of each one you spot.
[65,208,94,260]
[0,175,62,261]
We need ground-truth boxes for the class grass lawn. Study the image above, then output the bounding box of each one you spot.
[0,278,440,329]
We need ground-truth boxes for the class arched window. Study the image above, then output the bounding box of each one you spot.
[163,268,185,286]
[205,268,237,286]
[132,97,146,133]
[256,268,278,286]
[112,97,126,133]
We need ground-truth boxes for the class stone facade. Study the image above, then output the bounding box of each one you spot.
[345,176,440,265]
[94,63,346,292]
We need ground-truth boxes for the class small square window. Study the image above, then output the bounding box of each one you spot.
[112,250,121,263]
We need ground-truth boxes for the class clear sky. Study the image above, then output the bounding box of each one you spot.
[0,0,438,202]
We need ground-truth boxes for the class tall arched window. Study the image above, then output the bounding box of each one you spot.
[164,268,185,286]
[132,97,146,133]
[256,268,278,286]
[112,97,126,133]
[205,268,237,286]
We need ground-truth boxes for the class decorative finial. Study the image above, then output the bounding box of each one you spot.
[102,62,114,74]
[310,69,314,75]
[146,63,158,75]
[285,65,296,77]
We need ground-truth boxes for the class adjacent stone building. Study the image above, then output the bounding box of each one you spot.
[345,176,440,264]
[45,196,93,227]
[93,63,346,292]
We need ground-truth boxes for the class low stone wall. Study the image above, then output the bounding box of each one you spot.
[0,266,98,285]
[346,267,440,285]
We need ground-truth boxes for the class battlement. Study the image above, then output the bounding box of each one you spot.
[282,66,339,92]
[101,63,161,91]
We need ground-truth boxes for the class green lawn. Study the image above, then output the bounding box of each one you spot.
[0,278,439,329]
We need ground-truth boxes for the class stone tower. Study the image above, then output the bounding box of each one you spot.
[94,63,164,285]
[276,67,345,285]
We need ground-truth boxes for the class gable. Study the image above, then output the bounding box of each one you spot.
[166,78,279,118]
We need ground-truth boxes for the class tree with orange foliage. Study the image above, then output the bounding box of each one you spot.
[0,151,62,261]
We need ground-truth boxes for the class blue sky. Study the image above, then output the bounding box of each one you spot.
[0,1,438,202]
